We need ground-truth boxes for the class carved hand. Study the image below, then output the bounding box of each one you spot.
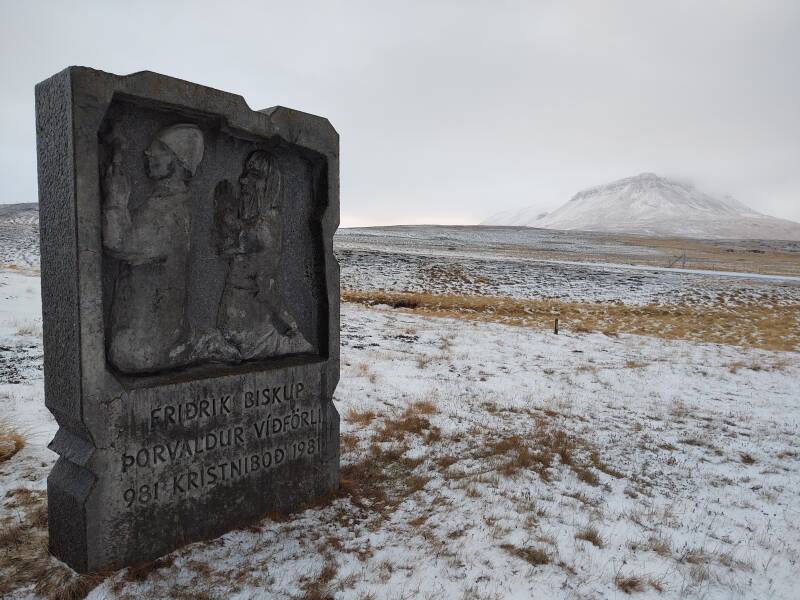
[213,180,241,254]
[255,276,277,304]
[103,162,131,208]
[101,152,133,255]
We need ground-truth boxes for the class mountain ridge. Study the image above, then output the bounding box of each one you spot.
[481,173,800,241]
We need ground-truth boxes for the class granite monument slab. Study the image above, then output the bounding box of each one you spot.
[35,66,340,573]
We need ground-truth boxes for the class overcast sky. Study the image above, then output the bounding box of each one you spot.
[1,1,798,227]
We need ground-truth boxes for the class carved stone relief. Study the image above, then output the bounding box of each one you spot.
[37,67,339,573]
[213,151,313,361]
[102,124,205,374]
[100,121,318,375]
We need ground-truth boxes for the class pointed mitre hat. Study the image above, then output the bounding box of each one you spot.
[156,124,205,176]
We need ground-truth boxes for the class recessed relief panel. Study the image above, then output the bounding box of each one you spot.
[99,99,327,378]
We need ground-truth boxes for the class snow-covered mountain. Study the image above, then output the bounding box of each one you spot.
[481,173,800,240]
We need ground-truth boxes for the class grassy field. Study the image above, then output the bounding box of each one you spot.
[343,290,800,353]
[511,233,800,276]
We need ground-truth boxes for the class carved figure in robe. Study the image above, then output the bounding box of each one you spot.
[102,124,204,373]
[213,150,312,360]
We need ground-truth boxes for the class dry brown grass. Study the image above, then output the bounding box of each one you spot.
[589,450,625,479]
[329,397,454,534]
[121,555,176,583]
[488,435,544,478]
[298,554,338,600]
[0,420,25,463]
[648,576,666,592]
[644,533,673,557]
[4,487,43,509]
[373,405,440,444]
[500,543,552,566]
[0,490,106,599]
[625,360,648,369]
[0,264,41,276]
[437,455,458,469]
[740,452,756,465]
[345,406,378,427]
[342,290,800,352]
[340,432,359,453]
[614,573,645,594]
[338,440,435,522]
[336,400,610,536]
[575,526,605,548]
[411,400,438,415]
[338,399,444,517]
[480,417,617,486]
[416,354,433,369]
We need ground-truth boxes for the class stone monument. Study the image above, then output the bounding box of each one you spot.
[35,67,340,573]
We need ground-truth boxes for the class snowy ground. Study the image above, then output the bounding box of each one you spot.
[0,204,38,267]
[2,267,799,599]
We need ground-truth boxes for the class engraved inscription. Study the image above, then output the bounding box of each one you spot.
[117,381,323,508]
[150,394,233,428]
[122,436,321,506]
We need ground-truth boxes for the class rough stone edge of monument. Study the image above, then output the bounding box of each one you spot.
[35,67,92,572]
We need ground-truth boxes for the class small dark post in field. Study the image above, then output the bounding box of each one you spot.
[554,318,559,334]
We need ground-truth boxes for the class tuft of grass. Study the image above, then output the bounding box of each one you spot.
[0,491,107,599]
[344,407,378,427]
[483,416,613,488]
[416,354,433,369]
[573,466,600,486]
[644,533,672,557]
[4,487,43,509]
[575,526,605,548]
[625,360,648,369]
[411,400,438,415]
[373,406,440,443]
[123,556,176,582]
[589,450,624,479]
[681,548,709,565]
[679,437,707,447]
[338,440,432,520]
[339,444,396,510]
[437,455,458,469]
[0,420,25,463]
[614,573,645,594]
[299,555,338,600]
[740,452,756,465]
[490,435,544,478]
[648,577,665,592]
[340,433,358,453]
[500,544,551,566]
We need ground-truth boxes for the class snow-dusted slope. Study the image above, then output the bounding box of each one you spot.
[0,203,39,266]
[481,206,549,226]
[482,173,800,240]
